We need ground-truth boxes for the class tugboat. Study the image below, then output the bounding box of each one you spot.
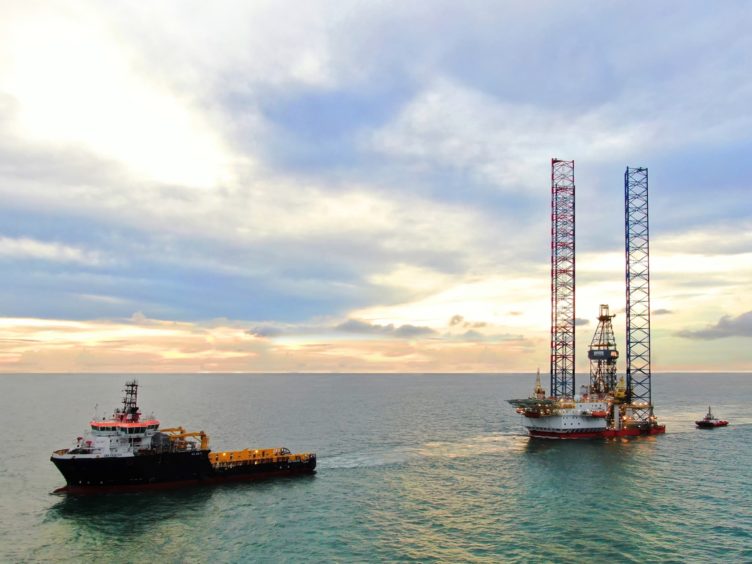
[695,406,729,429]
[51,380,316,493]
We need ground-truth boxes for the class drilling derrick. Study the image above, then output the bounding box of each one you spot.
[588,305,618,395]
[625,167,652,423]
[550,159,576,398]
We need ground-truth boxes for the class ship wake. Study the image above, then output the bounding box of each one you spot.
[321,432,525,470]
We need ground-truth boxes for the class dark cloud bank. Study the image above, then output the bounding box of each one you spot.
[336,319,436,337]
[677,310,752,339]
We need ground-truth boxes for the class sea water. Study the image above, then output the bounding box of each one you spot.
[0,373,750,562]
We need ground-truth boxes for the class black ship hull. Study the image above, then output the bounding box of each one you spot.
[51,450,316,494]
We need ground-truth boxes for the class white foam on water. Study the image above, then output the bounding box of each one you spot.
[417,432,526,459]
[320,433,525,469]
[320,446,417,469]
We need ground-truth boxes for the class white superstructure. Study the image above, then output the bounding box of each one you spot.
[51,380,205,461]
[518,398,610,435]
[53,420,162,460]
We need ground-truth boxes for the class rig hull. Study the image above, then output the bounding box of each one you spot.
[528,425,666,439]
[508,395,666,440]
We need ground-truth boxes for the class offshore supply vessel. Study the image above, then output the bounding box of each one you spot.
[51,380,316,493]
[509,162,665,439]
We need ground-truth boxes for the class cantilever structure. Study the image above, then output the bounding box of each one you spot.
[550,159,576,398]
[624,167,652,423]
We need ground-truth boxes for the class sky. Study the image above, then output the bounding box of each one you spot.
[0,0,750,373]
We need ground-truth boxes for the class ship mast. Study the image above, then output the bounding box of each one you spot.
[119,379,140,422]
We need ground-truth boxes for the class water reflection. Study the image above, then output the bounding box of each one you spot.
[522,435,660,455]
[47,487,215,535]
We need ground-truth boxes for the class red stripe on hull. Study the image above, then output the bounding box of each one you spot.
[529,425,666,439]
[53,468,316,495]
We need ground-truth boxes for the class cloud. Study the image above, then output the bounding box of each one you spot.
[658,225,752,257]
[336,319,436,338]
[1,4,234,189]
[653,308,673,316]
[0,236,105,266]
[394,324,436,338]
[246,326,285,339]
[448,314,488,330]
[248,317,511,344]
[462,329,483,340]
[368,78,644,191]
[574,318,590,326]
[336,319,391,334]
[0,2,750,372]
[452,329,523,343]
[244,319,439,340]
[0,314,534,372]
[677,311,752,340]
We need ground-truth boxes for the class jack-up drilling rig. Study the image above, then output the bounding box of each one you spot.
[508,163,665,438]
